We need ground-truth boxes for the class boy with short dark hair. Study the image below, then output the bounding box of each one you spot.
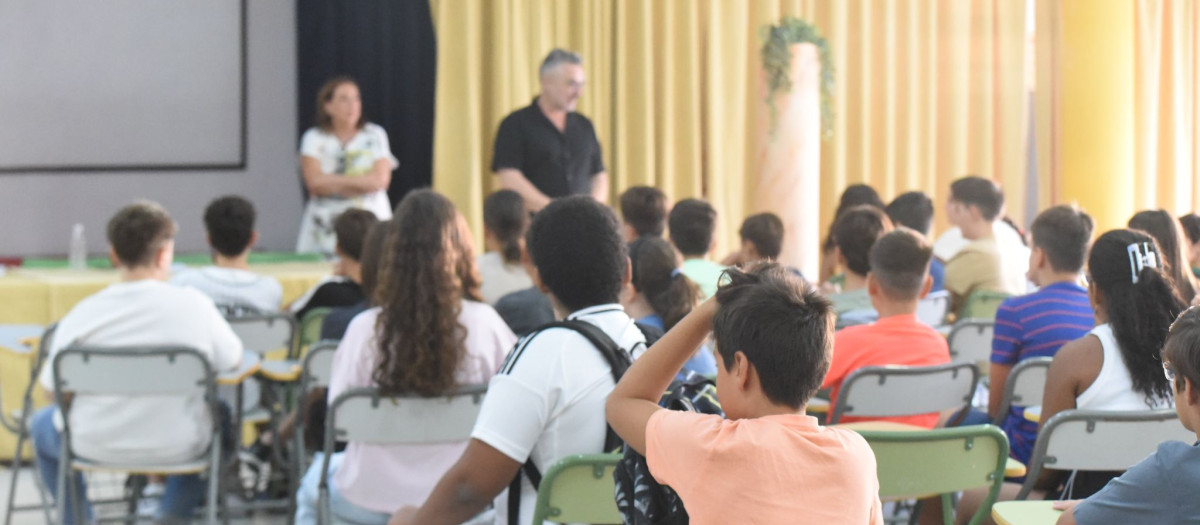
[1052,306,1200,524]
[823,229,950,428]
[606,263,882,523]
[988,205,1095,464]
[619,186,669,241]
[829,205,894,326]
[669,198,726,299]
[886,191,944,292]
[171,195,283,315]
[290,208,378,321]
[389,196,647,525]
[943,176,1025,313]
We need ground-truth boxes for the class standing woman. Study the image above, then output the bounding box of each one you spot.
[297,77,398,256]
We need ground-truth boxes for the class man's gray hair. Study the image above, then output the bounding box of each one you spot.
[539,48,583,78]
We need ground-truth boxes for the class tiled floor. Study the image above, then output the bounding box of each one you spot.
[0,466,289,524]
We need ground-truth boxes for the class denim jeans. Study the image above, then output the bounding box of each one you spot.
[31,404,233,524]
[294,452,392,525]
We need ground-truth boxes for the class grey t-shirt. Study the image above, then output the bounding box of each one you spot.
[1073,440,1200,524]
[493,287,555,337]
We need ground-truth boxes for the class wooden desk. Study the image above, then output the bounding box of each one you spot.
[1025,405,1042,423]
[991,501,1062,525]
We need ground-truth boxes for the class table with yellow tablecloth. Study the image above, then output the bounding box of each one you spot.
[0,261,332,460]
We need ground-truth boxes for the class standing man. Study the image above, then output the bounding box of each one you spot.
[492,49,608,212]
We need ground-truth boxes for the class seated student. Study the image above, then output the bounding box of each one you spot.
[606,263,883,524]
[31,202,242,525]
[943,176,1026,315]
[295,190,515,524]
[389,196,647,525]
[170,195,283,315]
[619,185,669,242]
[956,229,1188,521]
[320,220,391,340]
[828,205,894,327]
[623,235,717,377]
[291,208,378,321]
[721,212,805,278]
[1129,209,1199,303]
[1052,306,1200,524]
[820,184,886,284]
[478,190,533,304]
[1179,213,1200,279]
[492,245,555,337]
[886,191,945,292]
[670,198,726,299]
[823,229,950,428]
[987,205,1095,465]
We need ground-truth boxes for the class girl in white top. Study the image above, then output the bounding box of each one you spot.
[297,77,398,256]
[293,190,515,525]
[477,190,532,304]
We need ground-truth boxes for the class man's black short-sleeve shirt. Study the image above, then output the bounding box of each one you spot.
[491,97,605,198]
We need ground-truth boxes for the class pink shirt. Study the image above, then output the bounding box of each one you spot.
[646,411,883,524]
[327,301,516,513]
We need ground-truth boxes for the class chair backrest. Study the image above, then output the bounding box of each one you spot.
[993,357,1052,425]
[961,290,1009,320]
[326,385,487,448]
[296,307,332,357]
[916,290,952,328]
[830,362,979,424]
[857,425,1008,525]
[531,454,622,525]
[299,340,338,395]
[1017,409,1193,499]
[947,319,994,366]
[227,313,297,357]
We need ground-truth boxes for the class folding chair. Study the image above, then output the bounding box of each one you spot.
[289,340,338,510]
[532,454,622,525]
[947,320,994,367]
[828,362,979,425]
[960,290,1009,320]
[320,385,488,524]
[296,307,333,359]
[916,290,952,329]
[227,313,297,359]
[857,425,1009,525]
[3,323,56,525]
[1016,408,1193,500]
[992,357,1051,426]
[52,345,224,524]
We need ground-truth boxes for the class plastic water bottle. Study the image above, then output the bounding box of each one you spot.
[68,223,87,271]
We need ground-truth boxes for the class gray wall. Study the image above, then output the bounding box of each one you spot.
[0,1,300,257]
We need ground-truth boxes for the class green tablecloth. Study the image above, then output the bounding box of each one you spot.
[22,251,324,269]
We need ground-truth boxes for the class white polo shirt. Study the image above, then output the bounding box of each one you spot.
[470,304,646,525]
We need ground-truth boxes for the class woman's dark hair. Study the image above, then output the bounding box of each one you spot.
[629,237,701,331]
[315,76,365,131]
[822,184,885,253]
[1129,210,1198,302]
[372,190,482,396]
[483,190,527,264]
[1088,229,1187,405]
[1164,306,1200,396]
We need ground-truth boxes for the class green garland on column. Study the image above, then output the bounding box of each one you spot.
[761,16,834,138]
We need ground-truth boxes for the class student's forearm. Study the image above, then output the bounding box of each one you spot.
[497,169,551,212]
[402,472,493,525]
[590,171,609,204]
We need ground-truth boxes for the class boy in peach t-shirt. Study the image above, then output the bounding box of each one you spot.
[607,263,882,524]
[823,229,951,428]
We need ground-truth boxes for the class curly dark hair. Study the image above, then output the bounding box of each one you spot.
[372,190,482,397]
[1089,229,1187,406]
[527,196,627,312]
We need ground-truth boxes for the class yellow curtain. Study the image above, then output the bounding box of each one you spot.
[430,0,1029,252]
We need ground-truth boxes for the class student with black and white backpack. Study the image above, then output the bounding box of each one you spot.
[390,196,648,525]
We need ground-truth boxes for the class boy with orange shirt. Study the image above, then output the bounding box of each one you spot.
[607,263,882,524]
[823,229,951,428]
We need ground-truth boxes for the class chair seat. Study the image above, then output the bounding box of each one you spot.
[258,360,301,382]
[71,457,210,475]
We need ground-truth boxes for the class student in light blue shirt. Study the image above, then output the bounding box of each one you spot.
[623,236,717,377]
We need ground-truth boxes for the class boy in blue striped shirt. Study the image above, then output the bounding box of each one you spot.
[989,205,1095,465]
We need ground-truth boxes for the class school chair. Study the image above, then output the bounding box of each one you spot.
[947,320,994,368]
[3,323,56,525]
[532,454,622,525]
[916,290,952,329]
[960,290,1010,320]
[857,425,1009,525]
[828,362,979,425]
[1016,409,1194,500]
[51,345,225,524]
[289,340,338,511]
[296,307,333,359]
[992,357,1052,426]
[320,385,488,524]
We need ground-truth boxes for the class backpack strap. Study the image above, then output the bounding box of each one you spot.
[505,318,635,524]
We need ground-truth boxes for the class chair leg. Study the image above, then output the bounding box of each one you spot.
[56,440,69,525]
[29,442,54,525]
[290,421,305,520]
[208,436,221,525]
[3,430,25,525]
[940,493,954,525]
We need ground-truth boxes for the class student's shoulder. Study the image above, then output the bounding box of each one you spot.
[460,299,509,327]
[1151,440,1199,475]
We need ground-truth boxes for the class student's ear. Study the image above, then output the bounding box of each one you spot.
[866,273,881,298]
[249,230,260,248]
[155,239,174,269]
[733,351,753,392]
[1088,281,1104,312]
[621,255,633,287]
[108,247,121,269]
[919,274,933,299]
[834,246,846,267]
[622,223,638,243]
[1187,378,1200,407]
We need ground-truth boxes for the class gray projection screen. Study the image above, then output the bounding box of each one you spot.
[0,1,245,172]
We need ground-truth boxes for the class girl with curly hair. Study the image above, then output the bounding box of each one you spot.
[295,189,516,524]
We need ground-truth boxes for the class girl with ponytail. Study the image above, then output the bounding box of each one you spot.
[1038,228,1187,497]
[622,236,717,377]
[478,190,533,304]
